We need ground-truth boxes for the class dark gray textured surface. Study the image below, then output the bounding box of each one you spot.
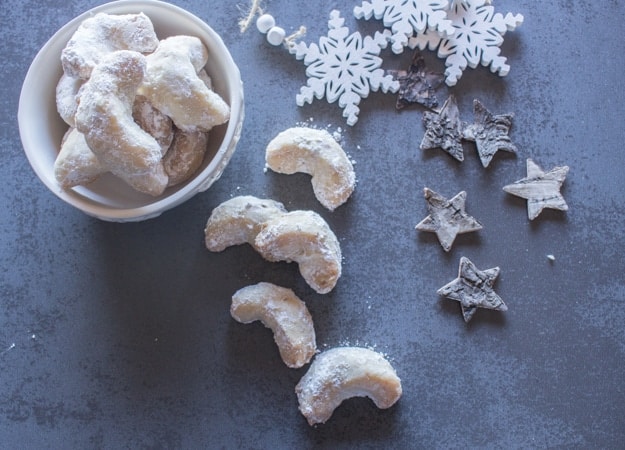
[1,0,624,447]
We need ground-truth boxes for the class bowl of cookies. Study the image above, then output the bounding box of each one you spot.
[18,0,244,221]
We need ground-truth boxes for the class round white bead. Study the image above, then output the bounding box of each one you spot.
[266,26,286,46]
[256,14,275,34]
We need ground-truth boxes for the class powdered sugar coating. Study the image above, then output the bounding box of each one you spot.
[55,74,83,127]
[296,347,402,425]
[265,127,356,211]
[132,95,174,154]
[138,36,230,132]
[231,282,317,368]
[204,196,287,252]
[254,210,342,294]
[54,128,105,188]
[74,50,168,196]
[204,197,342,294]
[61,12,159,79]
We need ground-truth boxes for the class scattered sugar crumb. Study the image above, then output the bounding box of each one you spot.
[332,126,343,142]
[1,343,16,356]
[295,117,315,128]
[547,254,555,261]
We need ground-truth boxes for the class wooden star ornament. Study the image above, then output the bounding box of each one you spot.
[462,99,517,168]
[503,158,569,220]
[387,50,444,110]
[437,257,507,323]
[420,95,464,162]
[416,188,482,252]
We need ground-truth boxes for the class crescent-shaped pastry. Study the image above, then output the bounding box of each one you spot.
[254,210,342,294]
[204,196,288,252]
[61,12,158,79]
[74,50,168,196]
[265,127,355,211]
[231,282,316,368]
[295,347,402,425]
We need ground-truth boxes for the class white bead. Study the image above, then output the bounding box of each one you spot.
[266,26,286,46]
[256,14,275,34]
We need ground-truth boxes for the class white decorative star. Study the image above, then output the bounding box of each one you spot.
[288,10,399,126]
[416,188,482,252]
[503,159,570,220]
[437,256,507,323]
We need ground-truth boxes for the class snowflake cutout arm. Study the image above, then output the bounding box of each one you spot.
[354,0,455,55]
[409,0,523,86]
[288,10,399,126]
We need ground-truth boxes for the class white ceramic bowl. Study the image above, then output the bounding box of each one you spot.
[18,0,244,221]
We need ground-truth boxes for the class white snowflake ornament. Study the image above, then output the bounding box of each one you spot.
[409,0,523,86]
[449,0,483,8]
[288,10,399,126]
[354,0,455,54]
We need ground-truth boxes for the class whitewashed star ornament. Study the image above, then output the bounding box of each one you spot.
[416,188,482,252]
[437,256,507,323]
[287,10,399,126]
[462,99,517,168]
[386,50,445,109]
[420,95,464,161]
[503,158,569,220]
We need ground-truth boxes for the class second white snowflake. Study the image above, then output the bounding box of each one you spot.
[409,0,524,86]
[354,0,455,54]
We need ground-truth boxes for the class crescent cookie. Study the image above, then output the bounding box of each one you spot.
[231,282,317,368]
[74,50,168,196]
[163,130,209,187]
[254,210,342,294]
[204,196,288,252]
[265,127,355,211]
[61,12,159,79]
[54,128,106,188]
[55,73,83,127]
[295,347,402,425]
[138,36,230,132]
[132,95,174,155]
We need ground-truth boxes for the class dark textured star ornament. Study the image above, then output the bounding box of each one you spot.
[437,257,507,323]
[420,95,464,162]
[387,50,444,109]
[463,99,517,168]
[416,188,482,252]
[503,158,569,220]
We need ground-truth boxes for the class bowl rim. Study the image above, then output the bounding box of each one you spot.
[18,0,244,222]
